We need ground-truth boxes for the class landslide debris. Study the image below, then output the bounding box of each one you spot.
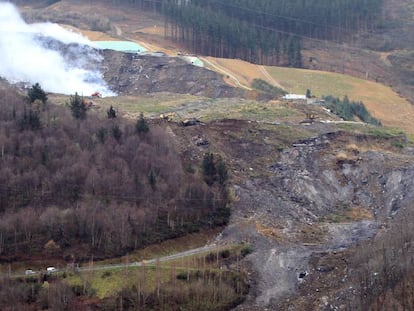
[101,50,245,98]
[170,120,412,310]
[224,130,414,310]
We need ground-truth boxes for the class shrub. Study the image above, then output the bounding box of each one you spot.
[102,271,112,278]
[240,245,253,257]
[176,271,188,280]
[220,249,230,259]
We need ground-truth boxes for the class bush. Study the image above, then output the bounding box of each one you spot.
[102,271,112,278]
[220,249,230,259]
[176,271,188,280]
[240,245,253,257]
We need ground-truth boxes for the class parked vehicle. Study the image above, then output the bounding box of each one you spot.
[46,267,57,273]
[25,269,35,275]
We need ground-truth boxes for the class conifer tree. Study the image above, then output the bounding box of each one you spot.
[69,93,87,120]
[28,83,47,104]
[202,152,216,186]
[136,112,149,134]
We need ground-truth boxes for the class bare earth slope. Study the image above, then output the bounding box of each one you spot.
[101,50,244,98]
[8,1,414,310]
[168,118,414,310]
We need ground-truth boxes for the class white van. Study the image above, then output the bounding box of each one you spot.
[46,267,57,273]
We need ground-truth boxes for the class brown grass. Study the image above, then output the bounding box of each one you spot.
[49,0,414,135]
[256,222,287,243]
[184,55,414,135]
[203,57,274,89]
[346,207,374,221]
[336,151,350,162]
[265,66,414,134]
[297,223,326,244]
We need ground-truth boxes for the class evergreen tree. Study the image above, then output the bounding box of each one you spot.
[69,93,87,120]
[97,127,107,144]
[17,107,42,131]
[111,125,122,142]
[107,105,117,119]
[156,0,382,66]
[148,169,156,191]
[202,152,216,186]
[28,83,47,104]
[217,158,228,187]
[136,112,149,134]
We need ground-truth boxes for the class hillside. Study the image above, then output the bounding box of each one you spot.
[19,0,414,107]
[0,81,230,262]
[22,0,413,135]
[199,57,414,134]
[2,1,414,310]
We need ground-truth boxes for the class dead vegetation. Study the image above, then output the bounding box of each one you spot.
[3,1,414,310]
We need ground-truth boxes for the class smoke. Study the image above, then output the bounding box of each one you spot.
[0,2,115,96]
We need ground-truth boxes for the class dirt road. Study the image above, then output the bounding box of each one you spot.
[11,244,226,277]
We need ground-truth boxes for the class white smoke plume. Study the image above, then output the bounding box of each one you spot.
[0,2,115,96]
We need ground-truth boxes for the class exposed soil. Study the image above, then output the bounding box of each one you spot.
[8,1,414,309]
[164,117,414,310]
[101,50,245,98]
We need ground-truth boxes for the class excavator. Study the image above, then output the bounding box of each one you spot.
[159,112,176,121]
[300,112,317,124]
[160,112,201,126]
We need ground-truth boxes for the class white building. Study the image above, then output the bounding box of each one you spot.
[282,94,307,100]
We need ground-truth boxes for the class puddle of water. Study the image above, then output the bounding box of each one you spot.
[93,40,147,53]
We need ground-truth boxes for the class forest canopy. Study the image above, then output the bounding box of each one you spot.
[0,85,229,260]
[121,0,384,66]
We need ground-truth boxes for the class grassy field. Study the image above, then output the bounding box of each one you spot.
[184,56,414,135]
[67,264,174,298]
[265,66,414,134]
[50,93,310,124]
[97,93,202,118]
[66,243,249,299]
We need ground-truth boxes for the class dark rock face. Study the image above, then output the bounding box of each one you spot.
[269,133,414,220]
[101,50,244,98]
[226,131,414,308]
[234,132,414,228]
[22,37,243,98]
